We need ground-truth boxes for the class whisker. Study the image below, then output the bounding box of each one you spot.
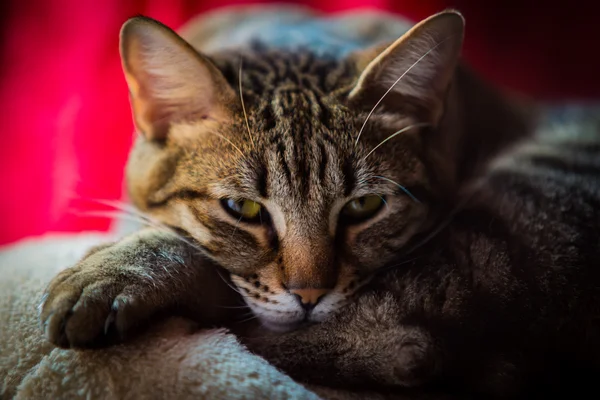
[238,309,257,318]
[68,209,161,231]
[216,304,251,310]
[354,35,456,147]
[230,215,243,239]
[374,194,389,210]
[76,198,209,257]
[207,130,247,161]
[402,182,481,256]
[239,57,255,150]
[237,314,259,324]
[377,256,423,274]
[75,198,166,228]
[373,175,420,203]
[216,269,246,297]
[363,122,431,160]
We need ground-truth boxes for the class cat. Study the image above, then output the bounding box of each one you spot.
[243,105,600,397]
[38,7,600,398]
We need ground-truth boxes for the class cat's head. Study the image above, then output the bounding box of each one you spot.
[119,10,464,331]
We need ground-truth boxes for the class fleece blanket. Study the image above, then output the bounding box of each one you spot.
[0,232,319,400]
[0,233,451,400]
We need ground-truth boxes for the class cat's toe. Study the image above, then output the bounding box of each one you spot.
[59,281,124,348]
[387,325,438,387]
[40,270,135,348]
[393,340,436,387]
[41,290,79,348]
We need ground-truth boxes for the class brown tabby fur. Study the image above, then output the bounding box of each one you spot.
[39,8,600,398]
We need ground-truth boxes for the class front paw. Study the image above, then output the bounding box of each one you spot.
[39,257,161,349]
[377,325,438,387]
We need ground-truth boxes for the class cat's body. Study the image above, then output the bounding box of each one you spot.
[39,6,600,399]
[247,105,600,397]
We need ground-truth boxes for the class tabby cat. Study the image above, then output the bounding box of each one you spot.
[39,7,600,398]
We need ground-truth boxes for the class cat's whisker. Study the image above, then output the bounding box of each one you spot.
[68,209,154,228]
[76,197,167,229]
[237,314,259,324]
[372,175,420,203]
[230,215,244,239]
[78,198,210,258]
[239,57,256,150]
[374,194,389,210]
[216,304,251,310]
[377,255,423,274]
[215,268,246,298]
[239,309,257,318]
[402,185,480,256]
[207,130,247,161]
[363,122,431,160]
[73,207,206,258]
[354,36,454,147]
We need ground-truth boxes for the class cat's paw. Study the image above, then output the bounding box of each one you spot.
[383,325,438,387]
[39,256,161,349]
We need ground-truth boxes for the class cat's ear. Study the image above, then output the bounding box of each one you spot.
[120,17,236,141]
[348,10,464,125]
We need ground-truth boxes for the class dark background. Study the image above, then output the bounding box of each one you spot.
[1,0,598,245]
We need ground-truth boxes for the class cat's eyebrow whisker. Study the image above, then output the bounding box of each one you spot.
[137,104,251,159]
[374,194,389,210]
[362,122,431,161]
[354,35,454,147]
[402,187,478,256]
[239,57,256,150]
[207,130,248,161]
[372,175,420,203]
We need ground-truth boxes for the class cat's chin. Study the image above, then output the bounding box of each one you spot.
[260,319,302,333]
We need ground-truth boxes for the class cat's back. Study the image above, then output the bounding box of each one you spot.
[179,4,413,58]
[479,103,600,271]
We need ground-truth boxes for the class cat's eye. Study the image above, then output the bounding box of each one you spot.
[221,198,263,222]
[341,195,384,222]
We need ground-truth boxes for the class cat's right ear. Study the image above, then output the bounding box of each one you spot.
[348,10,464,126]
[120,17,236,141]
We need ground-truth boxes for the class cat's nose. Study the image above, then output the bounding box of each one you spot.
[290,288,329,310]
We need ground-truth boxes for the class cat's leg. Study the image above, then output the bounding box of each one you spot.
[242,292,440,388]
[40,228,240,348]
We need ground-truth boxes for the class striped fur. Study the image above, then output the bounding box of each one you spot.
[247,105,600,397]
[122,12,477,331]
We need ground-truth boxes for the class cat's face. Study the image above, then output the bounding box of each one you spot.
[120,12,464,331]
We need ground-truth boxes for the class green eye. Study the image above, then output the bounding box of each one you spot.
[341,195,384,221]
[222,198,263,221]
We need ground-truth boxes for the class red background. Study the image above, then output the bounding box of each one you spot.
[1,0,598,245]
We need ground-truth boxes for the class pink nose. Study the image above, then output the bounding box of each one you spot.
[289,288,329,308]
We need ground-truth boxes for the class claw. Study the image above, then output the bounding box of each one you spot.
[104,311,116,335]
[37,293,48,319]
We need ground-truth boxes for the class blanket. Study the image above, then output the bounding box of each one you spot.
[1,233,450,400]
[0,232,322,399]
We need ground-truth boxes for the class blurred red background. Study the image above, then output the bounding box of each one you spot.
[1,0,598,245]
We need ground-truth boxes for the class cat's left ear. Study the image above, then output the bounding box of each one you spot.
[120,16,237,141]
[348,10,464,125]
